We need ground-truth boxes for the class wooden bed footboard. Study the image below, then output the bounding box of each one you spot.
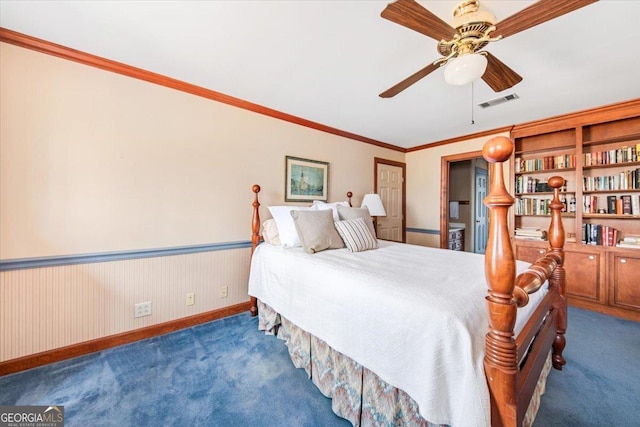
[483,136,566,427]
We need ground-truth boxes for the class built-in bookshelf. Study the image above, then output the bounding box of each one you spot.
[510,101,640,321]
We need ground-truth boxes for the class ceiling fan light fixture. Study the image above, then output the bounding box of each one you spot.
[443,53,487,86]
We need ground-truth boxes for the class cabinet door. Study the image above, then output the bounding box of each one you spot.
[608,251,640,311]
[564,248,603,303]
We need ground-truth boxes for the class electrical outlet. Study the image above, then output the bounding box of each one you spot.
[186,292,195,306]
[134,301,151,318]
[220,286,228,299]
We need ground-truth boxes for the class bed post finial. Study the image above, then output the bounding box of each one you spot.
[482,136,518,426]
[250,184,261,317]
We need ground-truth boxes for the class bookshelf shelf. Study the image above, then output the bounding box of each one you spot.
[583,161,640,171]
[583,214,640,220]
[582,132,640,146]
[582,189,640,195]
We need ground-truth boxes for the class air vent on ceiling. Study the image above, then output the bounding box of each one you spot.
[478,93,519,108]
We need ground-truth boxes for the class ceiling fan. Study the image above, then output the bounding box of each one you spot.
[379,0,598,98]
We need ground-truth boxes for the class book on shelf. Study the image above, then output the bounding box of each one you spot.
[616,242,640,249]
[622,235,640,244]
[622,195,632,214]
[607,195,617,214]
[514,235,547,241]
[515,228,547,240]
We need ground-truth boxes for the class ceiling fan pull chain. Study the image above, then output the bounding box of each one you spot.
[471,82,475,125]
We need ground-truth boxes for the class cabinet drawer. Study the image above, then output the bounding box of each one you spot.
[448,239,463,251]
[514,244,547,263]
[449,230,463,241]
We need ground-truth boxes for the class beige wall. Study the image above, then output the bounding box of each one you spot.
[0,43,403,259]
[0,42,403,361]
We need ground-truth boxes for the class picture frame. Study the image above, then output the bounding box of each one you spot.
[285,156,329,202]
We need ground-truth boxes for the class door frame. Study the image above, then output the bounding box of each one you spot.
[439,150,483,249]
[374,157,407,243]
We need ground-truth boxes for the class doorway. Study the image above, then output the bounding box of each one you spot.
[440,151,489,253]
[374,157,406,242]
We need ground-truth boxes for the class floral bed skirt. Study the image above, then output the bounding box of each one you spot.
[257,300,551,427]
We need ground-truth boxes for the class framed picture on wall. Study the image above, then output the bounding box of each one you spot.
[285,156,329,202]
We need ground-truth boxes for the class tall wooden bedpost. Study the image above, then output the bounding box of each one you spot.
[483,136,518,427]
[547,176,567,369]
[250,184,261,317]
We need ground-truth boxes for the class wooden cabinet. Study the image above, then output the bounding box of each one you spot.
[608,249,640,311]
[448,228,464,251]
[510,100,640,321]
[563,246,604,303]
[514,241,605,304]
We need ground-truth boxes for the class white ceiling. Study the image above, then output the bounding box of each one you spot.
[1,1,639,149]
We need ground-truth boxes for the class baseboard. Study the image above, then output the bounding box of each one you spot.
[568,299,640,323]
[0,301,252,376]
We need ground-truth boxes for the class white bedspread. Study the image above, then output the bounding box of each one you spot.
[248,240,547,427]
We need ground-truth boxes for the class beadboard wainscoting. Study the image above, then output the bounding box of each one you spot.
[0,246,251,363]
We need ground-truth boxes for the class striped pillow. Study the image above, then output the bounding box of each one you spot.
[334,217,378,253]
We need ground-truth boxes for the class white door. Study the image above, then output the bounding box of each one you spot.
[376,163,404,242]
[474,168,488,253]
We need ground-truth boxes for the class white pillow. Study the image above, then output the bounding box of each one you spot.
[334,217,379,253]
[268,206,313,248]
[312,200,350,221]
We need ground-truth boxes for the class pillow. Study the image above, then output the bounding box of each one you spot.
[290,209,345,254]
[261,219,281,246]
[334,217,379,253]
[312,200,350,221]
[268,206,313,248]
[337,206,376,238]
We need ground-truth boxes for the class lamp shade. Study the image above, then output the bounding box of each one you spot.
[361,194,386,216]
[443,53,488,86]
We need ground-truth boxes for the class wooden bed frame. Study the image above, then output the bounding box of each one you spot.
[249,136,567,427]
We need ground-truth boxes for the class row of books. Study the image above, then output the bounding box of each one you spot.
[582,224,618,246]
[583,145,639,166]
[582,168,640,191]
[584,195,640,215]
[514,227,547,241]
[516,226,640,249]
[515,176,568,194]
[515,155,576,173]
[616,235,640,250]
[515,197,557,216]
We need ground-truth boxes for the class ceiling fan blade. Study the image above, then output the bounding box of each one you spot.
[381,0,456,42]
[379,62,441,98]
[481,52,522,92]
[495,0,598,39]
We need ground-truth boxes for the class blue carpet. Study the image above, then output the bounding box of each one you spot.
[0,314,349,427]
[534,307,640,427]
[1,307,638,426]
